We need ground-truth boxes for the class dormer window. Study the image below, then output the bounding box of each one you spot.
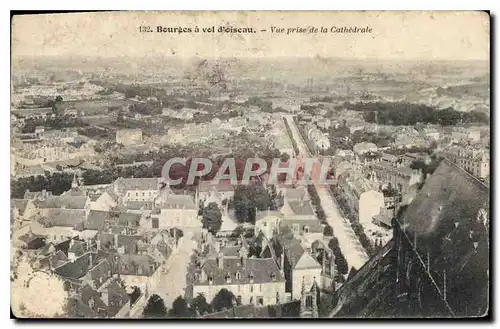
[249,273,254,283]
[236,272,241,280]
[271,272,276,281]
[225,273,231,284]
[208,276,213,285]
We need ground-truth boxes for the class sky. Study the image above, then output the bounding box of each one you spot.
[12,11,490,61]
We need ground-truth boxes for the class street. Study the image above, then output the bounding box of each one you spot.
[283,115,369,270]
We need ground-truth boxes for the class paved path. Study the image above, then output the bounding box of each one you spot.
[283,115,369,270]
[156,231,198,308]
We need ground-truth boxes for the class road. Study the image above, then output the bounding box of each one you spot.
[156,231,198,308]
[283,114,369,270]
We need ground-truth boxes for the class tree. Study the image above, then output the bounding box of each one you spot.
[143,294,168,318]
[202,202,222,234]
[323,225,334,237]
[190,293,212,316]
[211,288,235,312]
[232,184,272,224]
[335,253,349,275]
[129,286,141,305]
[168,296,193,318]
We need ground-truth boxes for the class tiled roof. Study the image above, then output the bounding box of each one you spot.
[68,240,87,257]
[116,213,142,228]
[114,254,158,276]
[55,252,99,279]
[126,201,154,210]
[86,210,112,231]
[196,257,285,286]
[114,177,159,193]
[44,208,87,228]
[11,199,30,216]
[286,200,315,216]
[35,196,88,209]
[159,194,197,210]
[104,280,130,317]
[283,187,309,201]
[23,190,53,200]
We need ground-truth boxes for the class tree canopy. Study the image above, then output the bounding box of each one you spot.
[143,294,168,318]
[211,288,235,312]
[202,202,222,234]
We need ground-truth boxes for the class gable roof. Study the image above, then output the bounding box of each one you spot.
[11,199,31,216]
[294,251,322,269]
[86,210,112,230]
[113,177,159,193]
[42,208,87,228]
[35,196,88,209]
[196,257,285,286]
[286,200,315,217]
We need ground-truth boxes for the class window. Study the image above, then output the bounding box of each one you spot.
[250,285,254,293]
[271,273,276,281]
[293,224,300,234]
[225,273,231,284]
[208,276,213,285]
[249,297,253,304]
[258,297,264,306]
[304,226,310,234]
[136,192,138,197]
[142,192,145,196]
[276,292,280,304]
[249,273,254,283]
[236,272,241,280]
[152,218,159,229]
[236,295,242,306]
[259,284,262,292]
[306,295,313,308]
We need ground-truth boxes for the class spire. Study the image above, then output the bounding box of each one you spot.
[71,173,78,189]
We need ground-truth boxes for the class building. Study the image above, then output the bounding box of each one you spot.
[336,171,385,225]
[445,146,489,179]
[148,185,201,232]
[193,238,286,306]
[267,231,322,301]
[327,159,489,318]
[116,129,142,146]
[365,162,423,195]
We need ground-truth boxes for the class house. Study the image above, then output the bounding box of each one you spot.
[336,170,385,224]
[148,186,201,232]
[445,146,490,179]
[193,238,286,307]
[267,231,322,301]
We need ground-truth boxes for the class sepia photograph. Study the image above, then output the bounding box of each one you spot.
[10,11,490,319]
